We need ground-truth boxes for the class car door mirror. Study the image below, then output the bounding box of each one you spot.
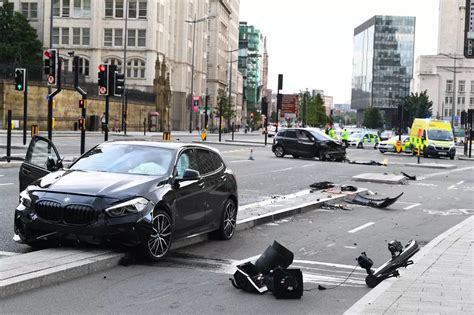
[46,156,62,171]
[178,169,200,182]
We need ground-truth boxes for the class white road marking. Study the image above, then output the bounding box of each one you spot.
[0,183,13,186]
[403,203,421,210]
[344,246,357,249]
[292,259,364,271]
[0,174,3,177]
[348,222,375,233]
[0,251,18,256]
[301,164,315,168]
[417,166,474,180]
[448,180,465,190]
[229,160,251,163]
[221,149,245,154]
[270,167,293,173]
[411,182,438,187]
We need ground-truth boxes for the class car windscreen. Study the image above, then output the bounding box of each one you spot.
[70,144,174,176]
[308,129,333,141]
[427,129,453,141]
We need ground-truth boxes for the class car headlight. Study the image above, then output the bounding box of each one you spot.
[18,189,32,209]
[105,197,151,217]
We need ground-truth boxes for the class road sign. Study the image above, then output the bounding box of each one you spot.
[99,86,107,95]
[47,75,55,84]
[465,0,474,58]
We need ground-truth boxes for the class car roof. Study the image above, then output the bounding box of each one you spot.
[103,140,220,153]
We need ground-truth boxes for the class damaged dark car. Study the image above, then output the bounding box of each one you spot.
[272,128,346,161]
[14,137,238,260]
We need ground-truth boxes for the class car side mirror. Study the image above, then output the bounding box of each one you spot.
[46,156,63,171]
[176,169,201,183]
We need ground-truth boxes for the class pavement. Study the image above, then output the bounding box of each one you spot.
[0,186,363,299]
[346,215,474,314]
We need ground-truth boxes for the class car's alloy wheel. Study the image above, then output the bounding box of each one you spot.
[319,152,326,161]
[274,145,285,157]
[292,154,299,159]
[217,199,237,240]
[357,142,363,149]
[145,210,172,260]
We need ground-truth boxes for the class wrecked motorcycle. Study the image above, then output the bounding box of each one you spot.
[357,240,419,288]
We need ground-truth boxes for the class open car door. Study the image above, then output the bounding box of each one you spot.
[19,136,62,193]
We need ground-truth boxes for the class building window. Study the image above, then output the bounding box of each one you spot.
[105,0,113,17]
[126,59,146,78]
[21,2,38,20]
[73,28,90,46]
[53,0,60,17]
[62,0,70,17]
[104,58,123,73]
[127,29,146,47]
[104,29,113,46]
[104,29,123,47]
[446,80,453,92]
[445,109,449,117]
[470,97,474,106]
[115,29,123,46]
[128,0,147,19]
[458,96,465,105]
[78,57,89,76]
[83,28,90,45]
[73,28,80,45]
[471,81,474,94]
[137,30,146,46]
[105,0,124,18]
[459,80,466,93]
[61,27,69,44]
[73,0,91,17]
[52,27,60,45]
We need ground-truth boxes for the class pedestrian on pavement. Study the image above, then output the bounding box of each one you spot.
[341,128,349,147]
[100,112,107,133]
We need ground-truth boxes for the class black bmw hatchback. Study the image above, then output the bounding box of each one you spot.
[272,128,346,161]
[14,137,238,260]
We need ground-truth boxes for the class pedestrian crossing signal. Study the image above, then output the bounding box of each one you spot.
[14,68,26,91]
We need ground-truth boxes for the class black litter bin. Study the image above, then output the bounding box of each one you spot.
[88,115,99,131]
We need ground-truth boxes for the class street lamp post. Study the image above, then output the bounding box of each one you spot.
[221,48,240,142]
[440,53,461,127]
[185,14,215,133]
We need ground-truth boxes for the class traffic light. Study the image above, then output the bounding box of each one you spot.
[79,99,85,108]
[44,49,58,85]
[193,98,199,107]
[14,68,26,91]
[98,64,109,96]
[78,118,85,130]
[113,71,125,97]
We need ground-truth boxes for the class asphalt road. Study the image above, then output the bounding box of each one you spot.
[1,132,473,313]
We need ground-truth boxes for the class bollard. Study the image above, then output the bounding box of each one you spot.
[232,122,235,141]
[6,110,12,162]
[417,147,420,164]
[163,131,171,141]
[143,118,146,136]
[31,124,39,137]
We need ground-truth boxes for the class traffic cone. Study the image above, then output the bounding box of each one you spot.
[249,149,255,160]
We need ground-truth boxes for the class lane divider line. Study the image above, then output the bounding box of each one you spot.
[403,203,421,210]
[348,222,375,234]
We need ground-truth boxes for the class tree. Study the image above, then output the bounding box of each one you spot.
[402,90,433,126]
[0,0,43,66]
[364,107,382,128]
[213,89,235,130]
[307,93,328,127]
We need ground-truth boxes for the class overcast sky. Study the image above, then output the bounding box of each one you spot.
[239,0,440,103]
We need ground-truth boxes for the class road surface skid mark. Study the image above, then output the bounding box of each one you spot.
[423,208,474,216]
[159,254,366,288]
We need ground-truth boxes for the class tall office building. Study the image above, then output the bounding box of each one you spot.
[351,15,416,126]
[412,0,474,124]
[239,22,265,116]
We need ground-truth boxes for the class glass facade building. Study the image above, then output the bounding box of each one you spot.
[351,16,415,126]
[239,22,262,112]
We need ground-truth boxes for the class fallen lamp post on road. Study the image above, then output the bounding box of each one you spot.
[357,240,419,288]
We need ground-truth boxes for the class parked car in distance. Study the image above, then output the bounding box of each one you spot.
[348,132,380,149]
[380,130,396,141]
[15,137,238,260]
[272,128,346,161]
[378,135,411,153]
